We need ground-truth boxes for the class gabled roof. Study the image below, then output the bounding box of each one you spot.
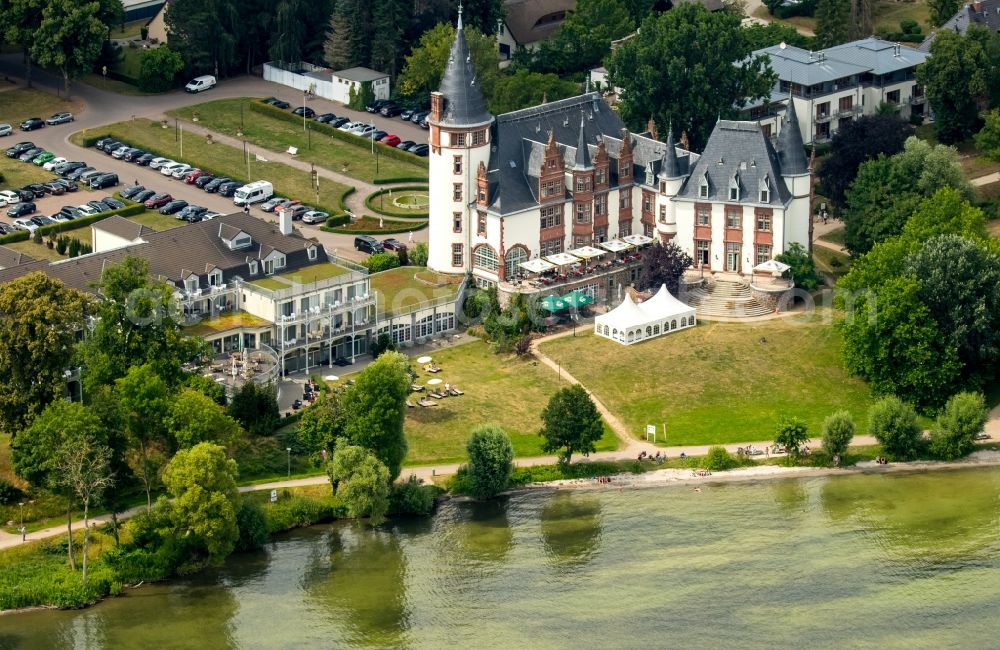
[333,67,389,82]
[0,245,33,269]
[93,214,153,242]
[919,0,1000,51]
[437,10,493,127]
[675,120,790,205]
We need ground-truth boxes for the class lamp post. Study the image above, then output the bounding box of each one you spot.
[302,91,307,132]
[286,447,291,478]
[307,123,312,150]
[18,502,25,542]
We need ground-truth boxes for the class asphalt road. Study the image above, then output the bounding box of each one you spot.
[0,57,430,259]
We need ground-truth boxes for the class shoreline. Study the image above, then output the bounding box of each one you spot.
[512,450,1000,494]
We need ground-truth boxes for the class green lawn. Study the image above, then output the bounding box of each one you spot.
[367,187,430,218]
[249,276,289,291]
[128,211,184,231]
[539,312,875,446]
[114,47,144,79]
[71,119,353,217]
[813,245,852,279]
[818,226,845,247]
[0,155,57,190]
[331,215,426,233]
[369,266,464,317]
[184,312,270,337]
[275,262,351,284]
[167,99,428,184]
[110,19,148,39]
[401,340,619,465]
[0,88,82,126]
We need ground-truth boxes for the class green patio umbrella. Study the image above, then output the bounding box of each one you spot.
[561,290,594,309]
[540,295,567,312]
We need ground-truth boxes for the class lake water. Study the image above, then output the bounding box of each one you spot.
[3,467,1000,649]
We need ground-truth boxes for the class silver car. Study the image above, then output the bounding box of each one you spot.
[0,124,11,137]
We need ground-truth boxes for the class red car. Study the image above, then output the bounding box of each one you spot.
[380,134,401,147]
[144,193,172,208]
[183,169,205,184]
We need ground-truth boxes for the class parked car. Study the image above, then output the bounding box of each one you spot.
[24,184,48,198]
[315,113,337,123]
[380,134,401,147]
[124,149,147,162]
[204,177,231,193]
[136,153,156,166]
[170,164,194,179]
[111,146,133,159]
[263,97,290,109]
[19,117,44,131]
[148,157,172,170]
[99,140,123,153]
[411,144,429,156]
[58,206,84,220]
[49,213,71,223]
[32,151,56,166]
[183,169,206,183]
[0,223,16,234]
[261,196,295,213]
[400,108,416,121]
[354,235,384,254]
[48,178,77,193]
[419,115,429,129]
[42,156,66,171]
[43,181,65,195]
[201,211,223,220]
[8,202,36,218]
[329,117,351,128]
[30,215,55,227]
[0,190,20,206]
[218,181,240,197]
[396,140,415,150]
[301,210,329,224]
[339,121,362,132]
[284,204,309,220]
[6,141,34,157]
[144,193,173,208]
[120,184,146,199]
[178,205,207,221]
[55,161,85,175]
[87,200,110,213]
[0,124,11,137]
[65,166,94,181]
[160,162,188,176]
[19,148,43,162]
[184,75,216,93]
[94,137,114,149]
[159,199,188,215]
[370,130,388,141]
[381,238,405,251]
[132,190,155,203]
[380,104,403,117]
[13,189,34,202]
[410,110,429,124]
[102,196,125,210]
[12,218,38,232]
[89,173,119,189]
[292,106,316,118]
[45,112,74,125]
[366,99,392,113]
[194,174,216,188]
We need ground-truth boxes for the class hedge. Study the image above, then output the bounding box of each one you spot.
[373,175,429,185]
[0,201,146,245]
[365,185,430,218]
[73,130,348,218]
[248,100,429,173]
[322,219,427,235]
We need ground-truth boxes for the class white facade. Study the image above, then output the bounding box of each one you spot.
[262,62,390,106]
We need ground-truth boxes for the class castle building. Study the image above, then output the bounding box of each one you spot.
[427,14,812,291]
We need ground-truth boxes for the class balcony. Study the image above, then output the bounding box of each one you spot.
[276,293,376,326]
[837,105,862,118]
[909,95,925,105]
[814,112,833,124]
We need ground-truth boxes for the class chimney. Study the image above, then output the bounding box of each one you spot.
[279,207,293,236]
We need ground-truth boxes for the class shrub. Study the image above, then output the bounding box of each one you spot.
[68,238,81,257]
[397,247,409,266]
[0,478,24,505]
[388,475,435,516]
[263,494,341,533]
[514,334,532,356]
[410,241,429,266]
[446,465,475,495]
[364,252,401,273]
[466,424,515,498]
[821,410,855,462]
[235,499,270,551]
[370,332,396,358]
[869,396,922,460]
[774,416,810,464]
[55,235,68,255]
[930,391,987,460]
[702,446,736,471]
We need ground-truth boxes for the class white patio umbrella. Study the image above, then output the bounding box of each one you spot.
[426,378,443,386]
[520,258,556,274]
[752,259,791,274]
[417,355,433,364]
[545,252,581,266]
[324,375,339,381]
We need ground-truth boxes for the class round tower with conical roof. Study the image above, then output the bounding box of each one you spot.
[427,5,495,275]
[655,127,684,243]
[775,97,811,251]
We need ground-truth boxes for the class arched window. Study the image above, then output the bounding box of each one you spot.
[653,324,660,335]
[627,331,634,343]
[680,317,687,327]
[473,245,499,272]
[604,325,610,336]
[504,245,528,279]
[646,326,652,337]
[612,328,618,338]
[671,319,677,330]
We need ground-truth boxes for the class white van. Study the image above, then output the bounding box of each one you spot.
[233,180,274,206]
[185,75,217,93]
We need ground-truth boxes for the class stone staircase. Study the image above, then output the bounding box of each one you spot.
[684,280,773,319]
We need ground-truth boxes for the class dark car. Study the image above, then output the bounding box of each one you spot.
[8,202,36,217]
[292,106,315,118]
[217,181,240,197]
[366,99,391,113]
[49,178,77,193]
[400,108,416,121]
[19,148,43,162]
[380,104,403,117]
[30,215,54,227]
[144,193,172,208]
[159,199,188,215]
[204,177,230,193]
[54,161,85,175]
[286,204,309,220]
[264,97,290,109]
[179,205,208,221]
[411,144,429,156]
[89,173,119,189]
[24,184,48,198]
[6,141,34,157]
[136,153,156,166]
[45,112,74,125]
[13,188,34,203]
[315,113,337,123]
[120,184,146,199]
[382,238,406,251]
[88,200,111,213]
[100,140,123,153]
[0,223,16,235]
[43,181,65,196]
[354,234,384,254]
[132,189,155,203]
[94,137,114,149]
[65,166,94,181]
[19,118,44,131]
[194,173,216,188]
[59,206,84,220]
[291,399,303,410]
[396,140,415,151]
[329,117,350,128]
[102,196,125,210]
[410,110,429,124]
[370,130,388,142]
[123,148,146,162]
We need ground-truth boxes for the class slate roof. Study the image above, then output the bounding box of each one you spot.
[0,213,325,295]
[675,120,791,205]
[333,67,388,82]
[919,0,1000,51]
[93,215,153,242]
[754,38,927,85]
[0,245,33,269]
[503,0,575,45]
[775,98,808,175]
[823,38,929,75]
[437,13,492,127]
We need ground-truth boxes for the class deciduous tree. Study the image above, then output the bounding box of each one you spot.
[775,242,820,290]
[326,444,390,525]
[169,388,244,449]
[637,241,693,294]
[0,272,89,433]
[466,424,514,498]
[488,69,579,114]
[607,3,774,151]
[138,45,184,93]
[116,364,171,510]
[161,442,240,562]
[297,390,344,455]
[227,381,280,437]
[931,391,987,459]
[342,352,410,479]
[31,0,108,95]
[539,384,604,464]
[868,395,922,460]
[0,0,45,86]
[56,436,113,586]
[774,416,810,464]
[530,0,635,75]
[821,410,855,462]
[928,0,960,27]
[918,30,989,144]
[397,22,499,107]
[974,109,1000,162]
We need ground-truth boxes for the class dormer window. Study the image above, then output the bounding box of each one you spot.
[645,168,654,185]
[208,270,222,286]
[249,261,258,275]
[760,189,769,203]
[759,175,770,203]
[699,174,709,199]
[185,276,198,291]
[308,246,318,260]
[729,173,740,201]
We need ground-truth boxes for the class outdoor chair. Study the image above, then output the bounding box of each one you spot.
[448,387,464,396]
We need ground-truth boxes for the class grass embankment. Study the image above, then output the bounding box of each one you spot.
[70,119,354,216]
[128,211,184,231]
[168,99,427,184]
[813,245,851,279]
[752,0,930,35]
[0,88,82,126]
[0,154,56,189]
[540,311,875,446]
[401,340,620,465]
[369,265,464,317]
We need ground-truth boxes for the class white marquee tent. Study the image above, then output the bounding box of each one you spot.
[594,284,696,345]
